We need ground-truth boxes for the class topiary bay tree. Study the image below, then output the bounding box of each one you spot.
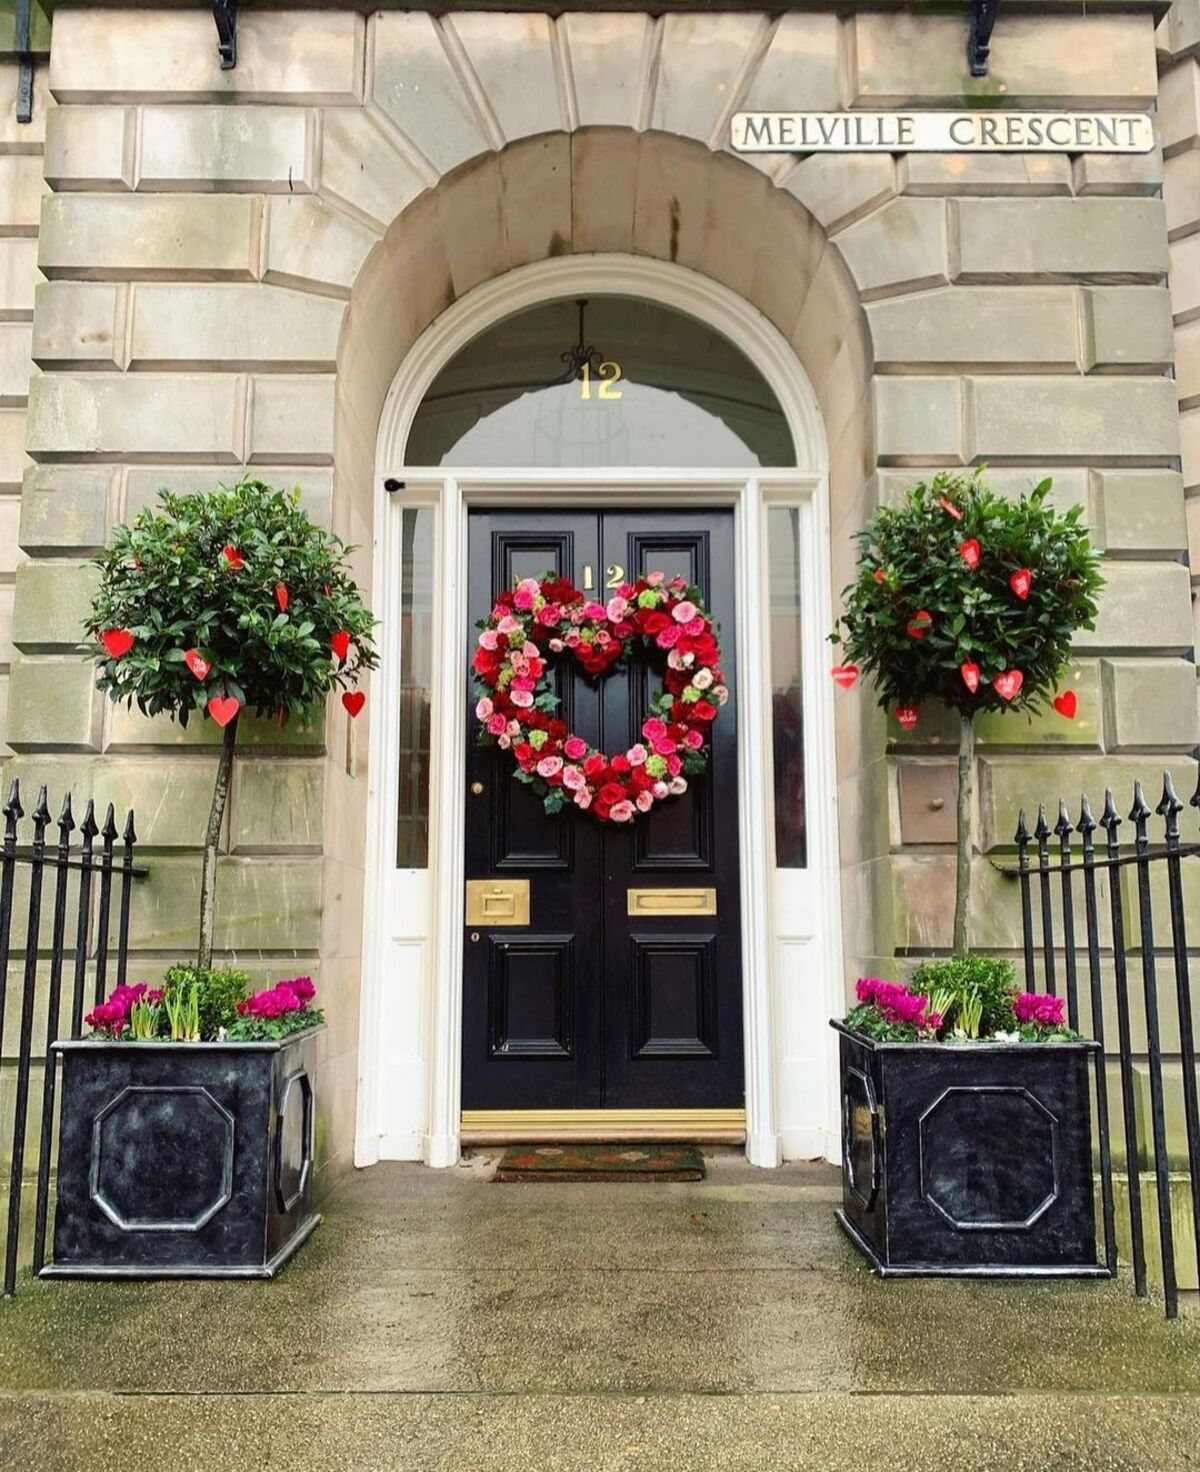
[84,477,378,970]
[831,471,1103,954]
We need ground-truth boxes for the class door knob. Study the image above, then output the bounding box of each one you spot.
[471,781,484,795]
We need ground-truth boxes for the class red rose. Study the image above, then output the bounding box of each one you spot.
[611,754,631,775]
[583,754,606,778]
[514,743,533,763]
[641,610,671,635]
[548,720,567,739]
[472,647,500,675]
[598,782,626,806]
[692,700,718,722]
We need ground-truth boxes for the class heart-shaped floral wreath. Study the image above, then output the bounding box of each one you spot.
[472,572,728,823]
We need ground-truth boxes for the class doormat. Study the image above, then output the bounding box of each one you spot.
[494,1143,705,1183]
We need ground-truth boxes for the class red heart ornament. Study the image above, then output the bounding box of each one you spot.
[993,669,1024,702]
[331,630,351,662]
[221,544,244,571]
[937,496,963,522]
[906,609,932,639]
[342,690,366,718]
[1053,689,1078,720]
[184,648,211,681]
[895,706,920,731]
[958,539,981,570]
[831,664,859,690]
[101,628,134,659]
[873,568,886,584]
[960,661,981,694]
[1009,567,1032,600]
[275,583,289,613]
[207,694,240,728]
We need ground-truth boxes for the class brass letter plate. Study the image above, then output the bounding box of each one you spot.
[465,879,530,926]
[626,887,717,916]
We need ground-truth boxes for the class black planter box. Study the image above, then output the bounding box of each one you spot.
[42,1028,322,1280]
[833,1022,1107,1278]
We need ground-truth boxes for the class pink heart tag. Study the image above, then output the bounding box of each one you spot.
[831,664,859,690]
[993,669,1024,702]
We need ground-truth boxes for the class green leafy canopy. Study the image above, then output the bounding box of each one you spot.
[84,478,378,726]
[831,470,1103,719]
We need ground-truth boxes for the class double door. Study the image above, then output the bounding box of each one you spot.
[461,507,743,1112]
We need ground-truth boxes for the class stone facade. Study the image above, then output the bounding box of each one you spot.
[0,4,1196,1177]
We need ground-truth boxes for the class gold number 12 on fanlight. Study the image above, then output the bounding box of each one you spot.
[580,361,623,400]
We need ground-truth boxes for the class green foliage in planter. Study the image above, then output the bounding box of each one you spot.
[831,470,1103,953]
[161,963,250,1039]
[911,954,1018,1037]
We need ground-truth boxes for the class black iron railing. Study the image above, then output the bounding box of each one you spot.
[0,779,144,1296]
[1006,771,1200,1319]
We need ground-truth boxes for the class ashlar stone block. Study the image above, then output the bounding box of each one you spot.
[229,758,325,853]
[889,662,1103,753]
[735,13,841,114]
[835,197,948,300]
[1170,234,1200,324]
[5,655,100,750]
[901,153,1071,197]
[18,466,115,554]
[1159,58,1200,158]
[780,154,895,235]
[0,323,32,404]
[369,12,489,174]
[0,239,39,321]
[1081,287,1175,369]
[445,13,563,143]
[43,106,134,190]
[127,854,322,953]
[1176,320,1200,411]
[977,755,1179,852]
[39,195,262,282]
[0,408,28,491]
[866,287,1078,371]
[11,560,100,652]
[319,109,427,232]
[953,199,1170,283]
[137,105,314,193]
[651,13,767,146]
[0,492,18,571]
[246,376,335,465]
[562,13,653,129]
[852,13,1157,107]
[129,284,344,371]
[1102,658,1200,749]
[32,282,126,369]
[0,58,49,150]
[263,195,379,299]
[0,156,45,237]
[967,376,1179,461]
[1164,151,1200,240]
[1076,562,1194,654]
[874,377,962,463]
[1072,147,1163,197]
[1093,470,1187,556]
[49,9,365,105]
[27,374,245,463]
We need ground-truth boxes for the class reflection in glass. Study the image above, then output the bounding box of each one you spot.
[406,296,793,469]
[396,507,434,868]
[768,507,807,868]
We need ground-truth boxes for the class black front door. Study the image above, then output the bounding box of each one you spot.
[462,507,743,1112]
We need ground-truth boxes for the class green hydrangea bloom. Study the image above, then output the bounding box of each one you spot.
[529,729,548,750]
[645,755,668,778]
[637,589,660,609]
[681,686,700,703]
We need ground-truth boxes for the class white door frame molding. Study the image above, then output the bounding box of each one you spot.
[357,256,844,1170]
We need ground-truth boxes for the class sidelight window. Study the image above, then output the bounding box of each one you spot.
[767,506,807,868]
[396,506,434,868]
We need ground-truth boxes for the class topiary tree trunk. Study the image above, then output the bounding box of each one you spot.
[198,713,238,972]
[953,712,975,956]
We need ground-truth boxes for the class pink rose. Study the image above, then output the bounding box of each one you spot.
[616,583,634,599]
[513,577,540,610]
[549,638,565,652]
[655,625,681,649]
[692,669,713,690]
[642,717,667,742]
[497,615,523,636]
[536,603,561,627]
[510,690,534,708]
[606,596,629,622]
[668,576,687,591]
[537,755,564,779]
[652,736,677,756]
[672,600,697,624]
[475,697,493,720]
[487,714,507,735]
[595,630,611,647]
[573,788,593,809]
[666,754,683,776]
[510,676,535,692]
[667,649,695,670]
[564,736,588,760]
[478,630,499,651]
[626,743,648,766]
[653,780,670,799]
[610,800,635,822]
[646,571,665,586]
[508,720,521,735]
[713,685,729,705]
[583,602,607,620]
[685,616,706,637]
[565,631,581,647]
[509,653,530,676]
[683,729,704,750]
[562,765,585,790]
[497,734,511,749]
[669,776,688,795]
[635,790,654,812]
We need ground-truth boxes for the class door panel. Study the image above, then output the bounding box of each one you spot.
[461,506,743,1113]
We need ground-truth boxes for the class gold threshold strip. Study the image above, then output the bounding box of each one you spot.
[460,1108,746,1144]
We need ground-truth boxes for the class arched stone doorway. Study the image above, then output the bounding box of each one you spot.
[336,130,876,1169]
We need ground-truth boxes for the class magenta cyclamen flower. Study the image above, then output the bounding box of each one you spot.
[1014,991,1066,1028]
[236,976,318,1021]
[85,982,150,1035]
[854,977,938,1032]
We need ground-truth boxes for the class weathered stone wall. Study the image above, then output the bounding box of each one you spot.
[0,5,1192,1170]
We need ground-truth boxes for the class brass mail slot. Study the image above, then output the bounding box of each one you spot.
[627,887,717,916]
[465,878,530,926]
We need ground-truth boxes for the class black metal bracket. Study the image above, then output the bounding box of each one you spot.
[967,0,1001,78]
[14,0,34,125]
[212,0,238,70]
